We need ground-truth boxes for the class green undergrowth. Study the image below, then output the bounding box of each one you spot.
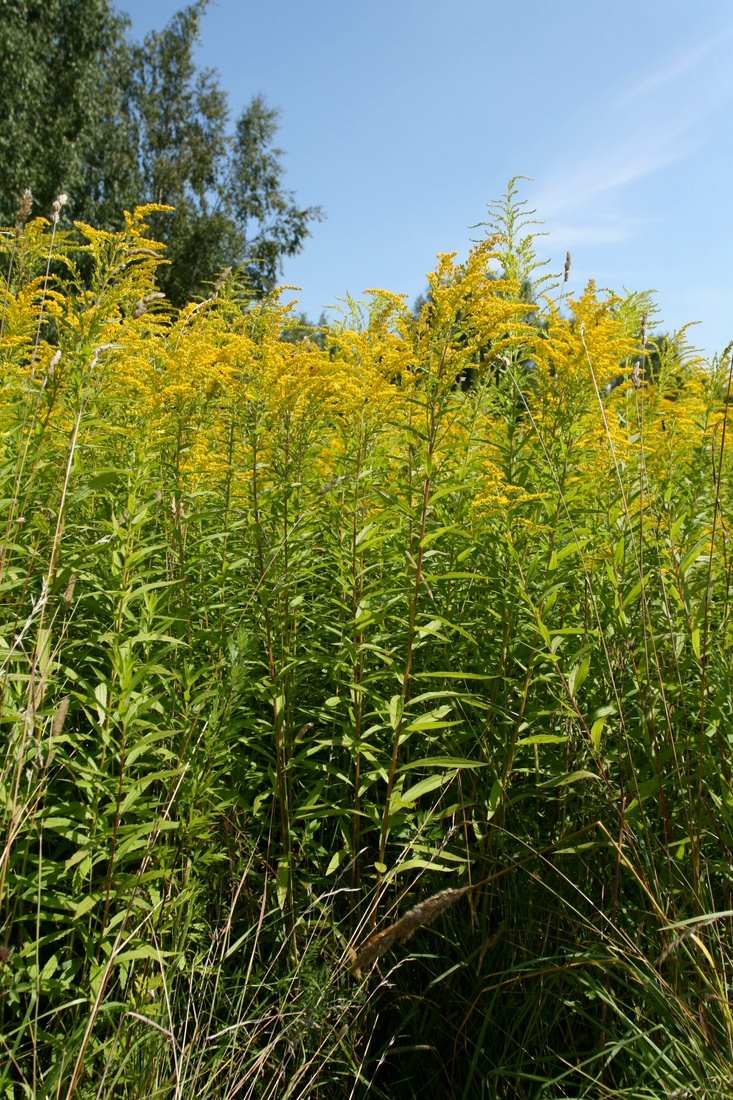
[2,190,733,1098]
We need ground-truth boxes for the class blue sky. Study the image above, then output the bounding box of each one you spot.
[121,0,733,359]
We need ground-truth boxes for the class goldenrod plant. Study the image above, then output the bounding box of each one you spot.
[1,187,732,1098]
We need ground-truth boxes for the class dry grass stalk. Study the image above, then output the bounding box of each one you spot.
[350,885,471,976]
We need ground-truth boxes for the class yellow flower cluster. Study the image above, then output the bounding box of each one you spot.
[0,207,725,530]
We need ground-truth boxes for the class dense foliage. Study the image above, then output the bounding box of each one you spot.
[0,0,322,305]
[2,190,733,1098]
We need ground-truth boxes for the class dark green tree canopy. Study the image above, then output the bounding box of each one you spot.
[0,0,138,227]
[0,0,322,304]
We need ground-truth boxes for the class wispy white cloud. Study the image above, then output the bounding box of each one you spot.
[533,27,733,244]
[541,214,642,248]
[620,27,733,104]
[535,133,687,219]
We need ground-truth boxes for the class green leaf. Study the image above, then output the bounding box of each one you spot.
[567,655,590,697]
[487,779,503,820]
[326,850,347,876]
[65,848,91,872]
[114,946,171,965]
[94,682,108,724]
[679,536,709,576]
[384,858,453,880]
[398,756,486,772]
[416,619,448,639]
[404,706,453,731]
[590,718,605,750]
[517,734,568,746]
[420,524,460,547]
[276,860,290,910]
[540,770,602,787]
[393,771,456,807]
[388,695,403,730]
[691,626,701,659]
[73,895,98,920]
[41,953,59,981]
[355,522,377,546]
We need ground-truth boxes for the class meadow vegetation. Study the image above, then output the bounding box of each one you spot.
[2,184,733,1098]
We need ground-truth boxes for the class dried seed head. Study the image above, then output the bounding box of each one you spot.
[631,361,641,389]
[62,573,76,607]
[51,193,68,225]
[320,475,347,495]
[0,945,10,964]
[17,188,33,220]
[135,291,166,318]
[213,266,232,297]
[350,885,471,976]
[563,251,571,283]
[15,189,33,235]
[52,696,70,737]
[45,349,61,380]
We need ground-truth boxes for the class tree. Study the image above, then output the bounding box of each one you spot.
[0,0,139,229]
[0,0,322,305]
